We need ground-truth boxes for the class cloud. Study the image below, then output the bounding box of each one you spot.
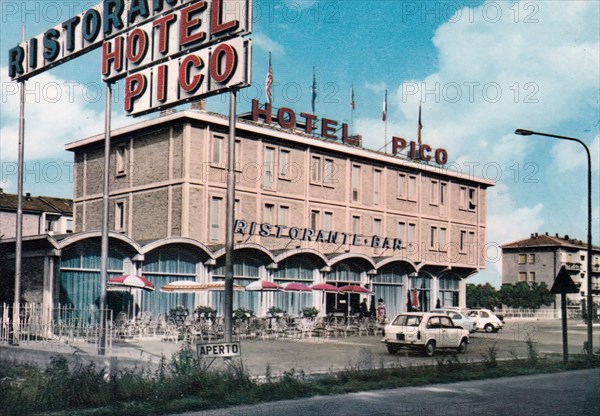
[0,67,129,161]
[251,33,285,57]
[364,82,387,94]
[551,134,600,173]
[284,0,317,10]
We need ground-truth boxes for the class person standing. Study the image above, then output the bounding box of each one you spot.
[359,299,368,317]
[377,298,386,324]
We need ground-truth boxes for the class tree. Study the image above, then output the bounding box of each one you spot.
[498,282,555,309]
[466,283,499,309]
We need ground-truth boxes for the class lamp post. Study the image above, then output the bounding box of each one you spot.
[514,128,594,359]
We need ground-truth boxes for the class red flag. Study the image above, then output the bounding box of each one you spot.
[265,52,273,103]
[382,89,387,121]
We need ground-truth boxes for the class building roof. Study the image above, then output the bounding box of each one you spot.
[0,191,73,215]
[501,233,599,251]
[64,109,495,188]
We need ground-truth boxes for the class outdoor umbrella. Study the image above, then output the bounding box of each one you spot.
[281,282,312,315]
[245,280,282,315]
[107,274,155,318]
[310,283,340,315]
[160,281,245,293]
[339,285,372,316]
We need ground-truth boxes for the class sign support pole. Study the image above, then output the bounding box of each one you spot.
[224,91,237,342]
[98,83,112,355]
[12,26,26,346]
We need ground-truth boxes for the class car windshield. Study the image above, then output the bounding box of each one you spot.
[392,315,422,326]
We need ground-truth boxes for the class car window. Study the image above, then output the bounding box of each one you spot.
[440,317,454,328]
[392,315,422,326]
[481,311,489,318]
[427,317,441,328]
[468,311,477,317]
[451,313,461,320]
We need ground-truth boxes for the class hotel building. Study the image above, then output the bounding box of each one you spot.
[0,103,494,319]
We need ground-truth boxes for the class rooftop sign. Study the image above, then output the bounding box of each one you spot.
[8,0,252,116]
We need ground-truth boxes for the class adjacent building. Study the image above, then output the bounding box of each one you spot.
[501,232,600,306]
[1,104,494,319]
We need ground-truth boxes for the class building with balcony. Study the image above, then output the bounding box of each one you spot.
[501,232,600,306]
[0,105,494,319]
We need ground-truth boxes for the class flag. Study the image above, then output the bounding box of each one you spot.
[311,67,317,113]
[351,85,355,110]
[417,101,423,146]
[265,52,273,103]
[382,89,387,122]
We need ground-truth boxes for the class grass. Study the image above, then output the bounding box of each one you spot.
[0,342,598,416]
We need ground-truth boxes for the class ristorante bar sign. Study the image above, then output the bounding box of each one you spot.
[8,0,252,116]
[234,220,403,250]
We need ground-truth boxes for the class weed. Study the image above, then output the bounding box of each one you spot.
[480,342,498,368]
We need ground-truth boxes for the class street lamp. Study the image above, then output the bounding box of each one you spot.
[514,128,594,359]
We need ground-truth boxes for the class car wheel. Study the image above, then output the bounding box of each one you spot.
[484,324,494,333]
[387,345,400,354]
[458,338,468,354]
[424,341,435,357]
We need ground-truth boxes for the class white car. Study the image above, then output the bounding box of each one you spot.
[382,312,469,357]
[467,308,504,333]
[431,309,477,333]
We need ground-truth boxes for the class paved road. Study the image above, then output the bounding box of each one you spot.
[175,368,600,416]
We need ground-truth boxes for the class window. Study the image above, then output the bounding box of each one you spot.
[116,144,127,176]
[263,146,275,189]
[528,272,536,282]
[518,254,527,264]
[468,188,477,210]
[439,228,447,250]
[351,165,360,202]
[66,218,73,233]
[407,223,416,246]
[430,226,438,249]
[264,203,275,224]
[430,180,439,205]
[528,254,535,264]
[518,272,527,282]
[408,176,417,200]
[460,186,467,209]
[278,205,289,226]
[373,169,382,205]
[212,135,224,164]
[373,218,382,236]
[323,211,333,231]
[398,173,406,199]
[324,158,335,186]
[310,210,320,229]
[460,230,467,252]
[352,216,361,234]
[279,149,290,179]
[115,201,126,232]
[45,216,58,233]
[310,155,322,184]
[440,182,447,206]
[397,222,406,243]
[210,197,222,241]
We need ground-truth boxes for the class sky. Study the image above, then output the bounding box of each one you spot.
[0,0,599,287]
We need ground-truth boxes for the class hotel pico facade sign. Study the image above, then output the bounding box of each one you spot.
[8,0,252,116]
[251,100,449,165]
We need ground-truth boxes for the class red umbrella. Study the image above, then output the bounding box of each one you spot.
[108,274,155,291]
[339,284,371,294]
[282,282,312,292]
[245,280,283,291]
[310,283,340,293]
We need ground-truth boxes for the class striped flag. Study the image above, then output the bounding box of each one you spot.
[265,52,273,103]
[382,89,387,122]
[417,101,423,146]
[351,85,355,110]
[311,67,317,113]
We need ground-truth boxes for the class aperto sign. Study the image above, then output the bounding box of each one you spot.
[197,342,241,358]
[7,0,252,116]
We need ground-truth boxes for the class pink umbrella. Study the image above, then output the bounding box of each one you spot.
[245,280,283,291]
[310,283,340,293]
[339,284,371,294]
[108,274,155,291]
[282,282,312,292]
[339,285,372,316]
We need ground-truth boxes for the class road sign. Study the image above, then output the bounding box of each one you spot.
[197,341,241,358]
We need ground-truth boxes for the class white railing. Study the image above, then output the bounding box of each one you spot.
[496,307,581,320]
[0,303,113,352]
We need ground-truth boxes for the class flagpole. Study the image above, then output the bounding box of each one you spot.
[13,25,26,346]
[350,84,354,136]
[383,89,388,153]
[417,101,422,147]
[265,51,272,104]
